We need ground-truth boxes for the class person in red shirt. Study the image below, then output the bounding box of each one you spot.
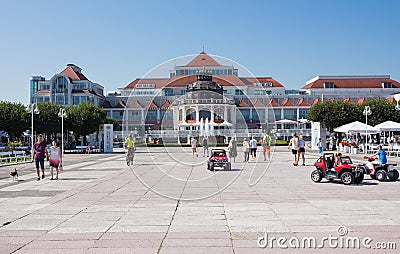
[32,134,49,180]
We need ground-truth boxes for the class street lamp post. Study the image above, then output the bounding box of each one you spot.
[363,106,372,154]
[58,108,67,161]
[27,103,39,156]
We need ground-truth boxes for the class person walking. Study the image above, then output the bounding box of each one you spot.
[32,134,49,180]
[298,135,306,166]
[48,140,62,180]
[250,136,257,160]
[191,136,198,158]
[124,134,135,165]
[85,142,92,154]
[242,138,250,162]
[288,133,299,166]
[202,136,209,157]
[317,137,323,153]
[262,133,272,161]
[228,137,238,163]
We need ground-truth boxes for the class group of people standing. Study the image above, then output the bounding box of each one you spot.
[288,133,306,166]
[190,133,272,163]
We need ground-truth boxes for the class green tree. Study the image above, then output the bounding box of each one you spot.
[103,116,120,131]
[307,100,360,131]
[65,101,107,138]
[0,101,29,140]
[34,102,62,136]
[357,98,400,126]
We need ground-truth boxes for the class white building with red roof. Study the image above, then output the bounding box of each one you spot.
[300,75,400,96]
[100,52,400,141]
[30,64,105,106]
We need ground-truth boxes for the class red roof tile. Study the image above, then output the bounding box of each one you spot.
[128,100,142,108]
[101,100,112,108]
[312,98,321,105]
[60,66,88,81]
[238,99,249,107]
[160,100,171,109]
[282,98,295,107]
[115,100,126,108]
[147,100,158,109]
[268,99,280,107]
[186,51,221,67]
[124,75,285,89]
[297,98,310,106]
[301,76,400,90]
[252,99,264,107]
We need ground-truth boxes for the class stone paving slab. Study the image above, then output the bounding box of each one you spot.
[0,148,398,253]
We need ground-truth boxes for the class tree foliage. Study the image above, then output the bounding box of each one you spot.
[307,100,359,131]
[64,101,107,137]
[307,98,400,131]
[0,101,29,140]
[358,98,400,126]
[35,102,62,135]
[103,116,120,131]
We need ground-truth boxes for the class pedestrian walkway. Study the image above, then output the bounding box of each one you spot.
[0,147,398,253]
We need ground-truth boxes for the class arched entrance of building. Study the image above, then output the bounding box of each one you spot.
[185,108,196,121]
[199,108,211,120]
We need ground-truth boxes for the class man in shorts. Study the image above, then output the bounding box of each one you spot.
[191,136,198,158]
[32,134,49,180]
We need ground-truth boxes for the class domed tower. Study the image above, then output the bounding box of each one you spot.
[174,68,236,140]
[186,68,223,99]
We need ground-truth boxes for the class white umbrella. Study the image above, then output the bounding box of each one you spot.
[334,121,380,134]
[275,119,297,124]
[221,120,233,126]
[374,121,400,131]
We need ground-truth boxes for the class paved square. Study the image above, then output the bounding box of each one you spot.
[0,147,399,253]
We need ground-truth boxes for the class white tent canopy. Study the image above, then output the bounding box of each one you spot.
[334,121,380,134]
[374,121,400,131]
[275,119,297,124]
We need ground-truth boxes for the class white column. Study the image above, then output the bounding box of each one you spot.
[224,106,227,121]
[141,109,145,125]
[196,106,199,122]
[125,108,128,132]
[249,108,253,122]
[157,109,160,123]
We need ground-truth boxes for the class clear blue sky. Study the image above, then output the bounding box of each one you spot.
[1,0,399,103]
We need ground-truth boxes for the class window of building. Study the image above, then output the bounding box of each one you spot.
[382,82,393,88]
[284,109,297,120]
[145,111,157,121]
[74,84,87,90]
[164,89,174,96]
[235,89,244,95]
[181,90,186,95]
[240,109,250,120]
[299,110,308,119]
[324,82,335,89]
[273,109,281,120]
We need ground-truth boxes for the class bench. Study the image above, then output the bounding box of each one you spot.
[13,151,27,163]
[0,152,12,165]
